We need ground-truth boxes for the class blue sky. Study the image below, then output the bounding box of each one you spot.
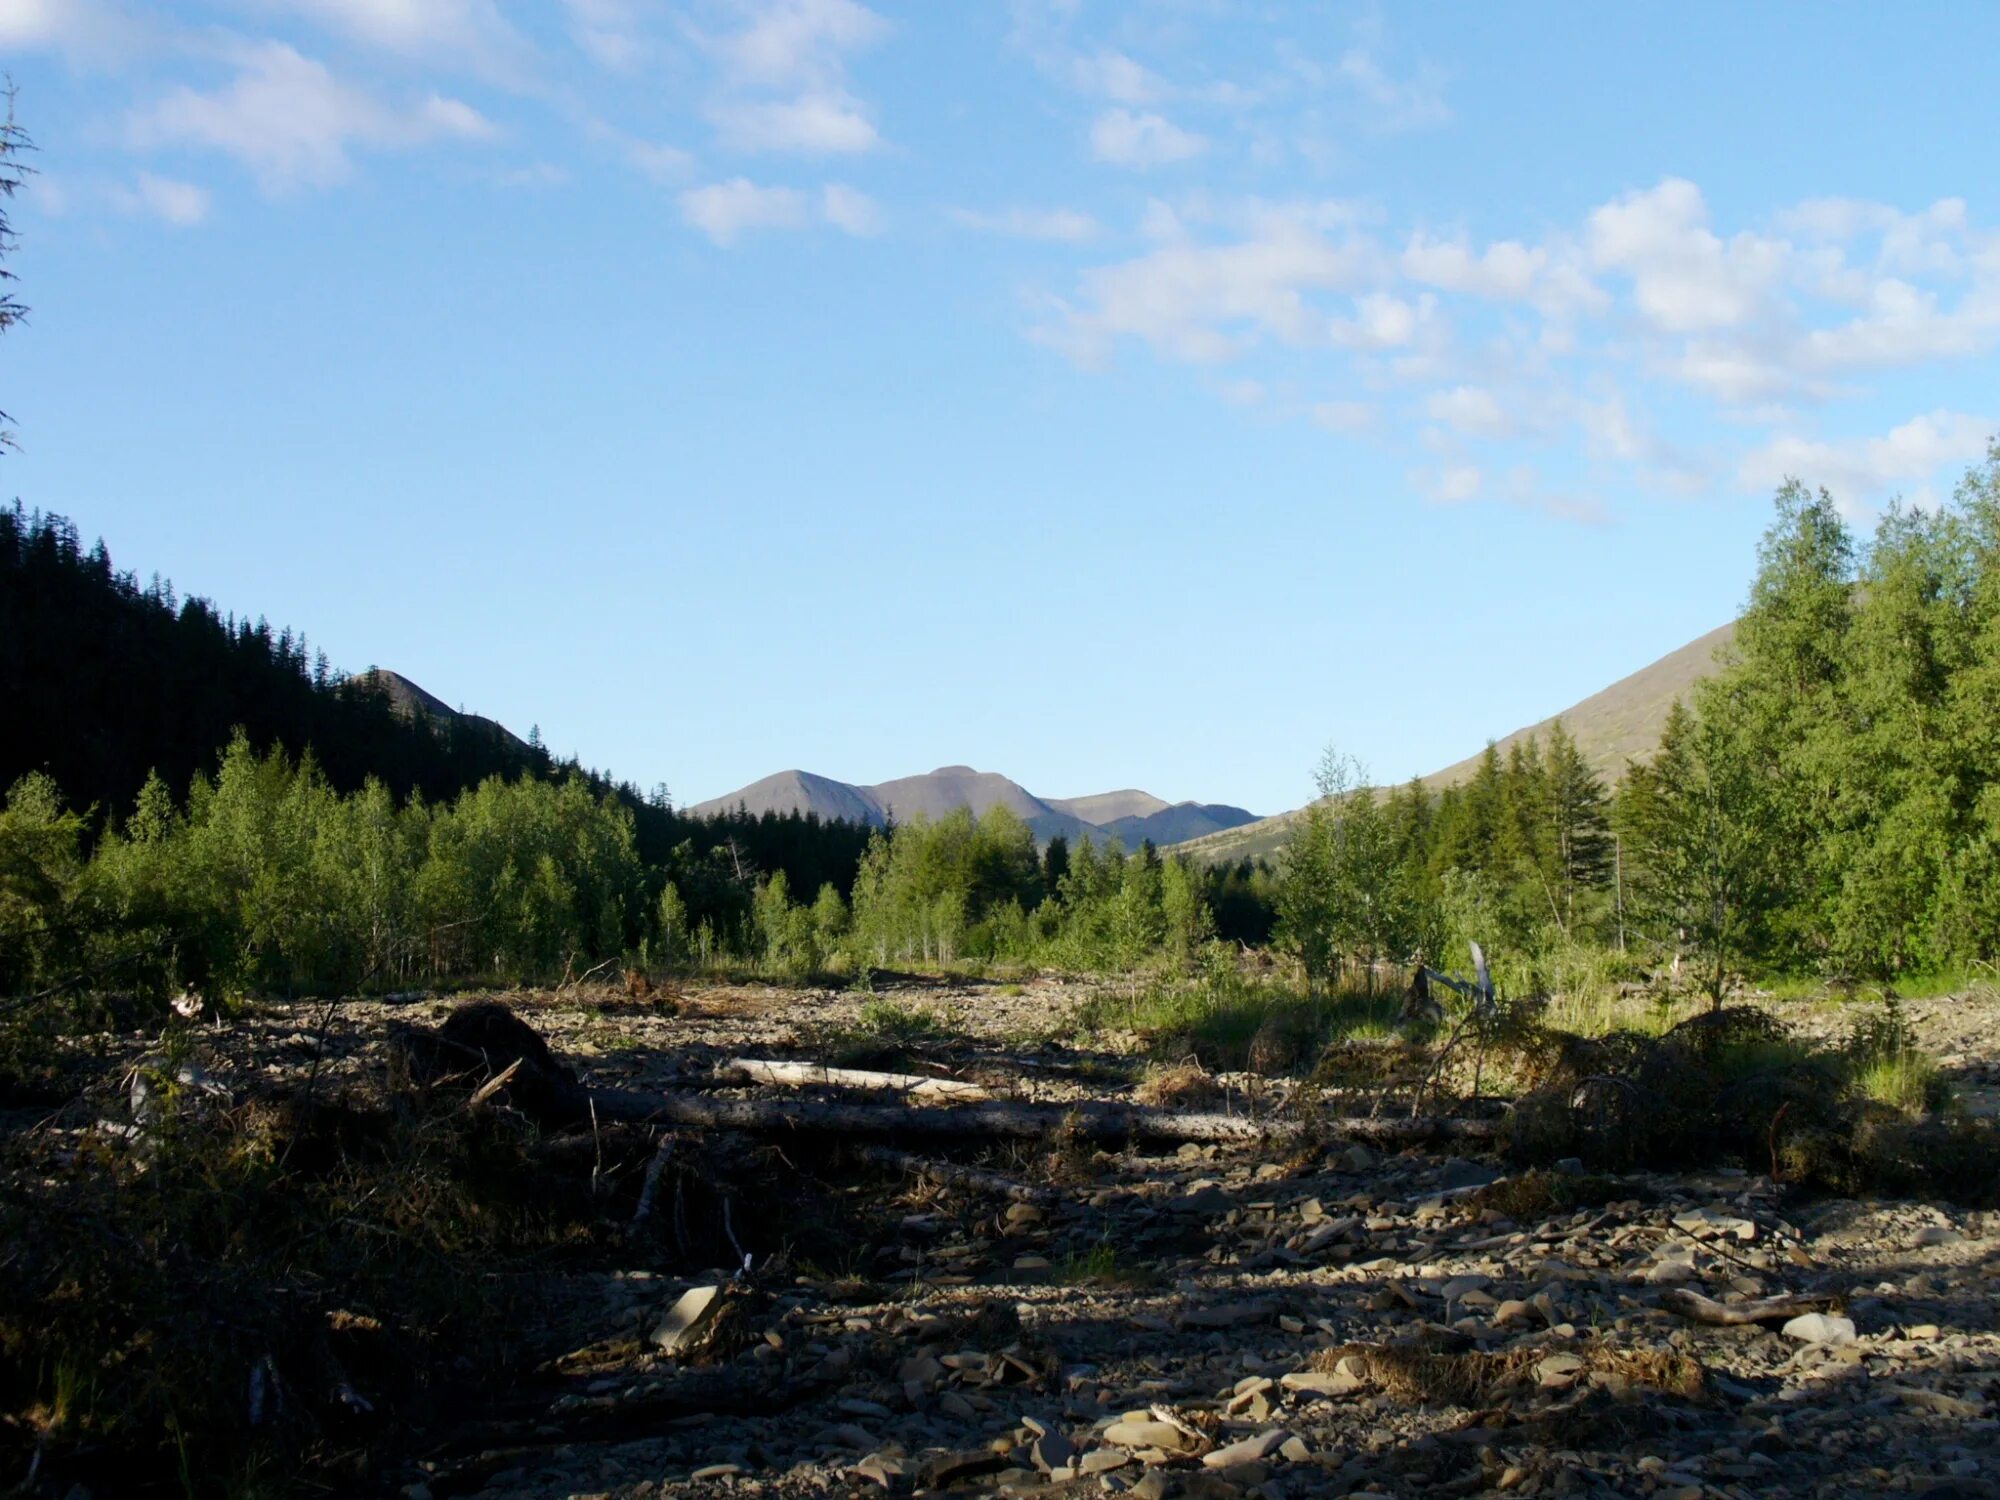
[4,1,1997,815]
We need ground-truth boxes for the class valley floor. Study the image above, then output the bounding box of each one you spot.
[6,979,1999,1499]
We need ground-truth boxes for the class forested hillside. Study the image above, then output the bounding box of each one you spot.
[0,505,541,815]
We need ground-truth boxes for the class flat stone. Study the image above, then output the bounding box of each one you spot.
[1782,1313,1858,1346]
[1080,1449,1131,1475]
[649,1285,723,1353]
[1103,1420,1195,1452]
[1030,1429,1076,1474]
[1202,1430,1292,1469]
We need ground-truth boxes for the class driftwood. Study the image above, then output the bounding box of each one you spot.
[402,1001,1498,1149]
[1658,1287,1836,1326]
[588,1087,1498,1148]
[715,1057,990,1101]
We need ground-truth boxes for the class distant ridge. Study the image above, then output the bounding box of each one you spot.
[689,765,1259,847]
[352,668,528,752]
[1172,619,1739,865]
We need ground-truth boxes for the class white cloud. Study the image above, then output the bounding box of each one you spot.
[1587,178,1790,334]
[678,176,876,245]
[626,138,694,182]
[950,206,1099,242]
[1048,210,1379,363]
[1416,463,1483,504]
[127,41,497,191]
[1739,410,1992,517]
[1402,233,1541,298]
[0,0,148,61]
[1068,49,1164,105]
[1329,290,1440,351]
[1089,108,1205,168]
[679,177,810,244]
[276,0,530,76]
[1426,383,1508,438]
[710,91,879,154]
[1801,276,2000,370]
[711,0,887,88]
[820,181,880,235]
[1337,44,1450,131]
[120,171,210,225]
[560,0,648,70]
[700,0,889,158]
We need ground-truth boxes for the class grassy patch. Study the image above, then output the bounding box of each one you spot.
[1077,969,1404,1074]
[1054,1237,1154,1290]
[811,1000,963,1070]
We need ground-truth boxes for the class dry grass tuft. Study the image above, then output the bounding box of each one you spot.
[1135,1060,1223,1110]
[1313,1339,1707,1408]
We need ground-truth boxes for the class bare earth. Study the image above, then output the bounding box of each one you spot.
[44,980,2000,1499]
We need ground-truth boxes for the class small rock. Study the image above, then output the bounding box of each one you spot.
[1781,1313,1858,1346]
[649,1285,723,1354]
[1031,1429,1077,1474]
[1081,1449,1131,1475]
[1535,1353,1585,1389]
[1202,1429,1291,1469]
[1104,1420,1196,1452]
[850,1453,906,1492]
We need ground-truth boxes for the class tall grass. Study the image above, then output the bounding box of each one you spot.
[1076,962,1403,1071]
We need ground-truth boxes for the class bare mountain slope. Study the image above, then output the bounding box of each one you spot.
[1173,619,1738,866]
[1100,801,1260,847]
[352,668,526,751]
[1046,790,1171,825]
[691,769,890,826]
[690,767,1258,847]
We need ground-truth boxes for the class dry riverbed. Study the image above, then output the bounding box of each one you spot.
[8,977,1999,1500]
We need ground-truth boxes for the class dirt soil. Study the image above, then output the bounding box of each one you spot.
[12,978,2000,1500]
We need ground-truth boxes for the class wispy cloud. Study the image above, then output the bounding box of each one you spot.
[679,174,881,245]
[708,91,879,155]
[951,205,1100,243]
[699,0,888,155]
[1739,411,1993,518]
[127,40,498,192]
[1089,108,1204,168]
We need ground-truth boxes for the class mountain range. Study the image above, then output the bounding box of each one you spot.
[688,618,1738,862]
[687,766,1259,847]
[362,615,1737,862]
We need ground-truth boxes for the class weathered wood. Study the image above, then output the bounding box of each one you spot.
[588,1087,1498,1148]
[715,1057,990,1101]
[1658,1287,1835,1326]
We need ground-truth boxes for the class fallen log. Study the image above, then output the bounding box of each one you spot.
[715,1057,991,1101]
[587,1087,1499,1148]
[1657,1287,1836,1326]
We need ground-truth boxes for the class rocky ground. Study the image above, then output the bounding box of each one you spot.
[15,978,2000,1499]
